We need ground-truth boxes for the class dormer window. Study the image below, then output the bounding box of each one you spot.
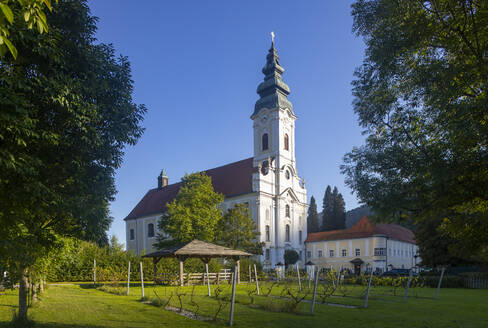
[284,134,289,151]
[262,133,269,151]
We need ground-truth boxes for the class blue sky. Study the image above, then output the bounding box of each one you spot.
[87,0,366,245]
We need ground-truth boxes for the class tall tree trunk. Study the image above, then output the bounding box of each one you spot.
[18,267,28,320]
[31,282,38,302]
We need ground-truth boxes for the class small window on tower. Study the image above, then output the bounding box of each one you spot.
[285,224,290,242]
[285,170,290,179]
[285,204,290,217]
[284,134,289,151]
[130,229,135,240]
[265,225,270,242]
[262,133,269,151]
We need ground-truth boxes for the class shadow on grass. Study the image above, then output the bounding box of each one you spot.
[78,282,151,290]
[0,321,106,328]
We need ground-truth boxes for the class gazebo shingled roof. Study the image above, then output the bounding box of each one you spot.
[142,240,252,260]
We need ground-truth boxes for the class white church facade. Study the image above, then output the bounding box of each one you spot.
[125,41,308,268]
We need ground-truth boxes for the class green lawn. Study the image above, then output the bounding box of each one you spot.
[0,282,487,327]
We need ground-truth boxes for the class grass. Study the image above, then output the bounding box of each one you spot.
[0,282,487,327]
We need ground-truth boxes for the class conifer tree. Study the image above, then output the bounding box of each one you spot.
[307,196,319,233]
[321,186,334,231]
[332,187,346,230]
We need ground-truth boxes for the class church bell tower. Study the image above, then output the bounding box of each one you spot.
[251,35,307,267]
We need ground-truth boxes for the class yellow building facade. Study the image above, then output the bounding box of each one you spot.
[305,217,418,274]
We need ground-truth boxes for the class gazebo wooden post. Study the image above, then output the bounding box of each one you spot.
[179,257,184,287]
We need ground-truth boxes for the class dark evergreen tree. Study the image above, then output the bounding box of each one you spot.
[307,196,320,233]
[332,187,346,230]
[321,186,334,231]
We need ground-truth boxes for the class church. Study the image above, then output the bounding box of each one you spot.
[125,40,308,268]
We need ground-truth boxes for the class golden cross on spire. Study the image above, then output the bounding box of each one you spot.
[271,31,275,44]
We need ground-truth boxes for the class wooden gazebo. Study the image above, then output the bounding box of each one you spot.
[142,240,252,286]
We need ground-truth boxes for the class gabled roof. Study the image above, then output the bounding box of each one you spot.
[125,157,256,220]
[305,216,415,244]
[142,240,252,259]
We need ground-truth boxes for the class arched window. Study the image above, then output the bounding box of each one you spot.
[148,223,154,238]
[285,204,290,217]
[284,133,289,151]
[262,133,268,151]
[299,230,302,244]
[265,225,270,242]
[285,224,290,242]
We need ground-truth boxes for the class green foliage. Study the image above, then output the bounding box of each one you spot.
[284,250,299,266]
[0,0,57,59]
[322,186,346,231]
[343,0,488,263]
[156,172,224,248]
[306,196,319,233]
[0,0,146,318]
[217,203,263,255]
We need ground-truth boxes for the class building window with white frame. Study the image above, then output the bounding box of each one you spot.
[318,250,323,258]
[330,249,334,257]
[374,247,386,256]
[147,223,155,238]
[307,251,312,259]
[130,229,135,240]
[262,133,269,151]
[342,249,347,257]
[355,248,360,256]
[265,225,270,242]
[285,224,290,242]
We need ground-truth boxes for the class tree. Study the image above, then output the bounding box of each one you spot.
[322,186,346,231]
[284,250,299,266]
[0,0,57,59]
[156,172,224,248]
[307,196,320,233]
[321,186,334,231]
[217,203,264,255]
[342,0,488,263]
[0,0,146,320]
[332,187,346,230]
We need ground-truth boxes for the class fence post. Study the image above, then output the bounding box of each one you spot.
[363,269,373,308]
[435,267,445,300]
[403,269,413,301]
[254,264,260,295]
[296,263,302,292]
[310,266,320,314]
[229,264,238,326]
[127,261,131,296]
[205,263,211,297]
[93,259,96,285]
[140,262,144,299]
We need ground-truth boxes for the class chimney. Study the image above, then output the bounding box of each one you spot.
[157,169,168,189]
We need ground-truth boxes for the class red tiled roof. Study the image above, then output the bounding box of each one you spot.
[125,157,256,220]
[305,216,415,244]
